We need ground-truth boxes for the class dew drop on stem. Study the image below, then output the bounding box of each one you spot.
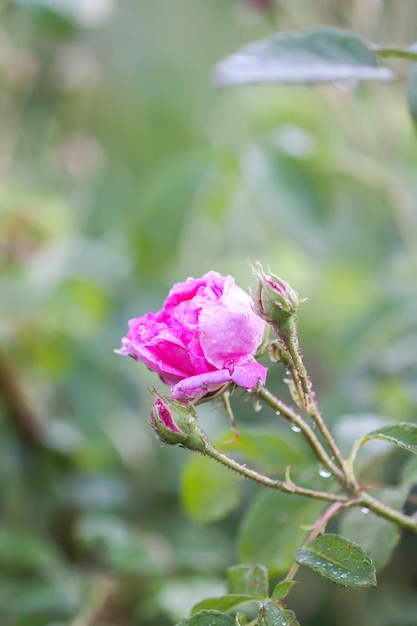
[291,425,301,433]
[318,466,332,478]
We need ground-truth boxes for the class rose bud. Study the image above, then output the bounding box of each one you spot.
[149,391,207,452]
[115,271,267,400]
[251,263,303,339]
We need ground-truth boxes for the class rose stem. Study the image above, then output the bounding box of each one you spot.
[202,441,349,503]
[255,386,345,483]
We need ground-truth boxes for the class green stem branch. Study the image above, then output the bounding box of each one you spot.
[358,491,417,533]
[280,324,349,480]
[202,441,349,504]
[255,386,345,483]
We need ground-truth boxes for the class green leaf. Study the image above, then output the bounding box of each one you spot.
[223,430,305,475]
[235,613,248,625]
[258,602,299,626]
[238,492,325,575]
[281,610,300,625]
[401,454,417,485]
[192,595,260,615]
[295,533,377,587]
[271,580,296,601]
[340,488,408,570]
[407,65,417,127]
[181,455,241,523]
[361,422,417,454]
[175,610,236,626]
[371,43,417,62]
[227,564,269,597]
[214,27,393,88]
[258,602,286,626]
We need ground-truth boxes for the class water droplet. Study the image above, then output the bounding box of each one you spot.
[340,573,347,579]
[318,466,332,478]
[291,425,301,433]
[360,507,370,514]
[275,410,281,416]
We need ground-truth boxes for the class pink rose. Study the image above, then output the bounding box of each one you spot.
[115,271,267,400]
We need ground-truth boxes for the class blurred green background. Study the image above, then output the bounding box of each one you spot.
[1,1,417,624]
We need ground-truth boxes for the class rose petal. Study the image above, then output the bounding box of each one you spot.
[199,277,265,369]
[164,272,223,311]
[116,271,267,396]
[115,314,197,380]
[229,361,267,388]
[171,361,267,400]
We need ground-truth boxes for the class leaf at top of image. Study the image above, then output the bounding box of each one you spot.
[214,27,393,88]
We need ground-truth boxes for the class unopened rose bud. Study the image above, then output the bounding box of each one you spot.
[251,263,303,339]
[149,391,207,452]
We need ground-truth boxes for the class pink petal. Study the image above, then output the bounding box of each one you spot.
[198,282,265,368]
[171,362,267,400]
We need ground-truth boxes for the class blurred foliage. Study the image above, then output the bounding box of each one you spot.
[1,0,417,624]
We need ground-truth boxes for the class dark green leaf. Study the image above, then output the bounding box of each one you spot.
[407,66,417,127]
[295,533,377,587]
[271,580,296,601]
[181,455,241,523]
[238,492,325,575]
[192,595,260,615]
[340,488,408,570]
[258,602,299,626]
[214,28,393,88]
[361,423,417,454]
[227,564,268,597]
[175,610,236,626]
